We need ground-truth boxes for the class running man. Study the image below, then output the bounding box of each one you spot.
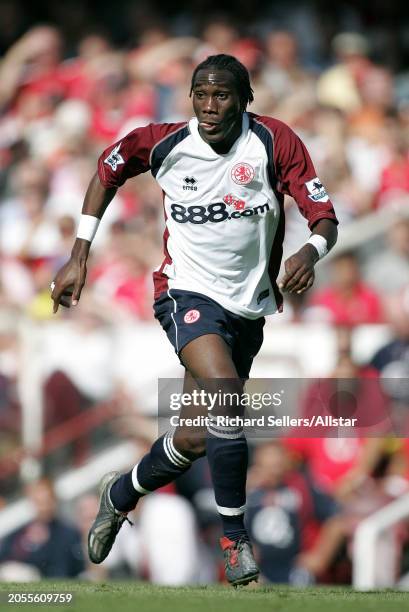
[51,54,338,586]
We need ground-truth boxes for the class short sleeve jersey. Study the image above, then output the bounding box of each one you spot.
[98,113,338,319]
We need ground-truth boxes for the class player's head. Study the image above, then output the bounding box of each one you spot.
[330,250,360,290]
[190,54,254,147]
[190,54,254,110]
[24,478,57,522]
[249,442,290,488]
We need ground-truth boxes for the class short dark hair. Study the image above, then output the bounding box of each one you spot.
[190,54,254,110]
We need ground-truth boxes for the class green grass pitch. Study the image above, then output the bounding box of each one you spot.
[0,582,408,612]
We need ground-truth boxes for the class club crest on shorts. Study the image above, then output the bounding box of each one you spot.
[231,163,255,185]
[184,309,200,324]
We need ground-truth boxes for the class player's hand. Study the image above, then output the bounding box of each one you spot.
[278,244,318,294]
[51,257,87,313]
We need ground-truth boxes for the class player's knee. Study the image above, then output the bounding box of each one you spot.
[173,434,206,459]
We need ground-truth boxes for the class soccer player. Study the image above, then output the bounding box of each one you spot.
[51,54,338,586]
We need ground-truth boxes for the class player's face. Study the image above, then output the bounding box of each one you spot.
[192,69,243,151]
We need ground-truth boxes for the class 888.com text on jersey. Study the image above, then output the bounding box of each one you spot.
[169,199,270,224]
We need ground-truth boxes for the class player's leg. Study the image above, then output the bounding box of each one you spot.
[88,371,204,564]
[172,370,207,456]
[179,334,249,540]
[179,334,259,585]
[88,288,260,578]
[109,371,206,513]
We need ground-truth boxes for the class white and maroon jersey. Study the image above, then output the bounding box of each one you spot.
[98,112,337,319]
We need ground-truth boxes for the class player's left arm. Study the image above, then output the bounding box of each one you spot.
[273,119,339,294]
[279,218,338,294]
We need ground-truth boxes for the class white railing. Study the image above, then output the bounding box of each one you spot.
[353,492,409,590]
[329,204,409,256]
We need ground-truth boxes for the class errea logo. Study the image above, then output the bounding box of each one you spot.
[183,176,198,191]
[104,143,124,171]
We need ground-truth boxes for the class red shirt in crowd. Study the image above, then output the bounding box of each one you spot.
[310,282,384,326]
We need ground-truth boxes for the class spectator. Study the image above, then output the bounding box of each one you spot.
[0,159,59,260]
[197,16,239,58]
[307,251,384,326]
[371,286,409,411]
[0,25,63,111]
[59,32,114,103]
[296,456,403,583]
[246,441,339,583]
[0,478,84,578]
[0,308,21,497]
[260,31,315,104]
[364,218,409,293]
[316,32,373,114]
[285,328,391,498]
[376,129,409,209]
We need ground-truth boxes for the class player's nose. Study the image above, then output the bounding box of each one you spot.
[203,95,218,113]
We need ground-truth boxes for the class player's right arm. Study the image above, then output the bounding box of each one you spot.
[51,173,116,312]
[51,121,187,313]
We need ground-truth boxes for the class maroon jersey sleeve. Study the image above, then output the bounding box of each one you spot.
[264,117,338,229]
[97,122,186,188]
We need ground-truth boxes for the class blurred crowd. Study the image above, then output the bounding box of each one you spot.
[1,1,409,587]
[1,435,409,585]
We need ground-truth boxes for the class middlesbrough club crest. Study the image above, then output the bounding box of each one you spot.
[184,309,200,324]
[231,162,255,185]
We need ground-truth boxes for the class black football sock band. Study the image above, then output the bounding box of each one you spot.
[206,418,249,542]
[109,432,192,512]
